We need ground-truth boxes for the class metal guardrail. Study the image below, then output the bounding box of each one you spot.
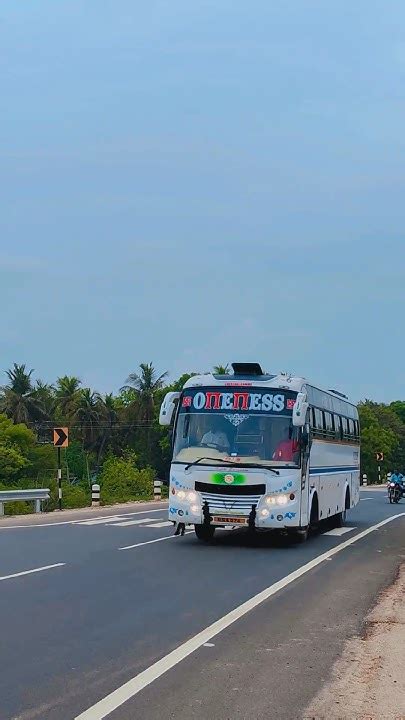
[0,489,50,516]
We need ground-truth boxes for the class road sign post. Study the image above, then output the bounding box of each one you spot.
[376,452,384,484]
[53,428,68,511]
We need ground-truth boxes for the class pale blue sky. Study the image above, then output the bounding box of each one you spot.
[1,1,405,402]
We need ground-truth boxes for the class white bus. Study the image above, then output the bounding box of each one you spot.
[159,363,360,542]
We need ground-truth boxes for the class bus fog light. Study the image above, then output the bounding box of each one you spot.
[190,504,199,513]
[265,496,277,505]
[260,509,270,518]
[277,495,288,506]
[177,490,186,500]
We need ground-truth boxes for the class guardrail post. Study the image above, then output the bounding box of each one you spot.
[0,502,4,516]
[154,479,162,501]
[362,473,368,486]
[34,499,41,513]
[91,483,100,507]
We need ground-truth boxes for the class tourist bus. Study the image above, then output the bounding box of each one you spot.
[159,363,360,542]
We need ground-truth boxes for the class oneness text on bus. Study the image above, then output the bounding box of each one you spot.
[181,390,296,413]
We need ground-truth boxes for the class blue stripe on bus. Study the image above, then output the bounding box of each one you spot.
[309,466,358,475]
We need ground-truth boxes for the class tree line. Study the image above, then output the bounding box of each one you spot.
[0,363,402,512]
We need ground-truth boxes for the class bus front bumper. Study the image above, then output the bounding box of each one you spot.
[169,495,300,529]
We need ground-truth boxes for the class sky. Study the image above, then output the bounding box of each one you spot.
[1,0,405,403]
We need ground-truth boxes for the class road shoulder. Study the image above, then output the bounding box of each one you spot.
[304,563,405,720]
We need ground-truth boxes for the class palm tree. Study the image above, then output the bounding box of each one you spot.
[213,364,230,375]
[0,363,45,424]
[5,363,34,394]
[74,388,102,449]
[121,363,168,423]
[55,376,81,420]
[33,380,55,420]
[96,393,119,465]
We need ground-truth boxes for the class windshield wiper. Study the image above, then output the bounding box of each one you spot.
[183,457,279,475]
[184,457,229,471]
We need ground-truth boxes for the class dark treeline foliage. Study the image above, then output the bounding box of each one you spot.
[0,364,401,512]
[0,362,194,512]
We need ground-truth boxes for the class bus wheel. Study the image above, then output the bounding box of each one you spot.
[194,524,215,542]
[293,527,309,543]
[334,509,347,527]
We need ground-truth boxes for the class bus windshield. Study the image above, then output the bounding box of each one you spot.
[173,387,300,468]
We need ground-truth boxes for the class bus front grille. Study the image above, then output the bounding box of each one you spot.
[199,491,263,514]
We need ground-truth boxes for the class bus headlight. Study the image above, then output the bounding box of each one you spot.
[177,490,186,500]
[187,491,197,502]
[264,494,290,506]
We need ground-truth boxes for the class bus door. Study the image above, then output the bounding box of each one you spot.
[299,422,311,527]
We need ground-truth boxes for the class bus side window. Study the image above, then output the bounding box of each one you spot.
[324,411,334,438]
[334,414,342,441]
[354,419,360,441]
[347,419,355,439]
[341,417,349,440]
[314,408,324,438]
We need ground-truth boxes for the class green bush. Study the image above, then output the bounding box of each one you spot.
[98,453,154,504]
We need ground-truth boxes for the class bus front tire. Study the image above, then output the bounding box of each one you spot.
[294,527,309,543]
[194,524,215,542]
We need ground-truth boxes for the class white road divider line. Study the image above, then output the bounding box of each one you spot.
[323,526,357,537]
[360,498,374,501]
[0,563,65,582]
[0,507,168,531]
[120,531,193,551]
[76,513,405,720]
[78,517,126,526]
[110,518,158,527]
[144,521,173,528]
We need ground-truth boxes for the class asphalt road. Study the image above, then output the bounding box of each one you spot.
[0,490,404,720]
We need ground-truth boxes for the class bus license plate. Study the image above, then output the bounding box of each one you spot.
[212,516,248,525]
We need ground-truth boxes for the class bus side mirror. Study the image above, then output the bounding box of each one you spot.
[292,393,309,427]
[159,392,180,426]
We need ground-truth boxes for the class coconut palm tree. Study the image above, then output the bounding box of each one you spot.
[121,363,168,423]
[96,393,120,465]
[32,380,56,420]
[0,363,45,424]
[55,376,81,420]
[74,388,102,449]
[213,364,230,375]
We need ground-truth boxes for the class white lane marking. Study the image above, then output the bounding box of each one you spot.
[76,513,405,720]
[110,518,158,527]
[78,517,126,526]
[120,531,193,551]
[144,521,172,528]
[323,526,357,537]
[0,563,65,582]
[360,498,374,501]
[203,643,215,647]
[0,507,168,531]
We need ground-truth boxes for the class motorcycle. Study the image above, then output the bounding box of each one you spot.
[388,481,402,504]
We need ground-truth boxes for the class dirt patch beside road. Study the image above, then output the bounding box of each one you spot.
[304,564,405,720]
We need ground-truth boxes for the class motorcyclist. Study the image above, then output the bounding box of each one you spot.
[389,470,405,494]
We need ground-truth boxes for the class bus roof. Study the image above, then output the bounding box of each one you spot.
[182,365,357,412]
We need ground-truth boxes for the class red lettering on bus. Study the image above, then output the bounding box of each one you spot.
[205,392,222,409]
[233,392,249,410]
